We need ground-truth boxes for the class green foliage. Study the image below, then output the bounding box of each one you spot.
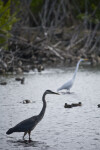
[75,0,100,23]
[0,0,18,47]
[30,0,44,14]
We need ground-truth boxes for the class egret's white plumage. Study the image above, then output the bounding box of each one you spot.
[57,58,88,92]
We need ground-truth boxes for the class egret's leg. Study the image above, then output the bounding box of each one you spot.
[28,131,31,141]
[23,132,27,140]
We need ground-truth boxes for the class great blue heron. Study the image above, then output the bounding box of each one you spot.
[57,58,88,93]
[6,90,59,141]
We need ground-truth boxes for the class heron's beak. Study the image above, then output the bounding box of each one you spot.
[84,58,88,61]
[52,91,60,95]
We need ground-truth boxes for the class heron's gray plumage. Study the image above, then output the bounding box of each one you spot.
[6,90,59,140]
[7,116,38,133]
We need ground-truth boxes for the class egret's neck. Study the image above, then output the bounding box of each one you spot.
[72,60,81,81]
[38,93,46,120]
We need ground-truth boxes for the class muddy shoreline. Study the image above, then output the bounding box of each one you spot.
[0,26,100,75]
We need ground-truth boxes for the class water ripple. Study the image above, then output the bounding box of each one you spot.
[0,68,100,150]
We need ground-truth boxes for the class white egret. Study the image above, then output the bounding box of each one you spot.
[57,58,88,93]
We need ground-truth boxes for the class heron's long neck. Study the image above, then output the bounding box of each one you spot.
[38,93,46,120]
[72,60,81,81]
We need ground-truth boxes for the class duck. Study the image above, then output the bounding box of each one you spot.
[64,103,72,108]
[0,82,7,85]
[15,77,22,81]
[23,100,31,104]
[15,77,25,84]
[21,77,25,84]
[97,104,100,108]
[72,102,82,107]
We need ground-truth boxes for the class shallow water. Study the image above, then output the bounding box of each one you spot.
[0,66,100,150]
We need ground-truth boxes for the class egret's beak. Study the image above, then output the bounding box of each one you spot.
[52,91,60,95]
[84,58,88,61]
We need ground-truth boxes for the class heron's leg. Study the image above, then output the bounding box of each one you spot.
[23,132,27,140]
[28,131,31,141]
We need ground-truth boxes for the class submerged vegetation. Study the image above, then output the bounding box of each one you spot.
[0,0,100,74]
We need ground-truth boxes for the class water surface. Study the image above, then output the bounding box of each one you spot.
[0,66,100,150]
